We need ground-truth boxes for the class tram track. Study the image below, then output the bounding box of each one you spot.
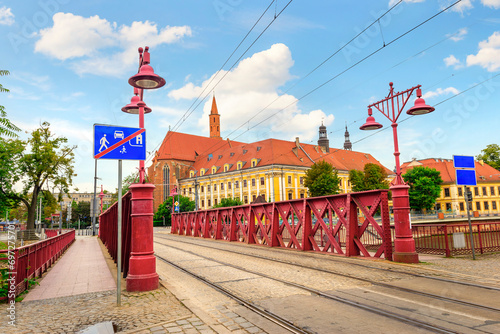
[155,233,500,291]
[154,236,500,333]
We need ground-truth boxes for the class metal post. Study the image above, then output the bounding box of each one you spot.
[465,186,476,260]
[39,197,42,233]
[92,159,98,236]
[194,177,199,211]
[59,196,63,235]
[117,160,123,306]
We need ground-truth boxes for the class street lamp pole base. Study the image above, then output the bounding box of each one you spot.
[126,183,159,292]
[393,252,419,264]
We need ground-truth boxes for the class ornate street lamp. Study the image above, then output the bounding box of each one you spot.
[360,82,434,263]
[123,46,165,183]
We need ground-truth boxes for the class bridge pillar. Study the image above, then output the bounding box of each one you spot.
[126,183,159,291]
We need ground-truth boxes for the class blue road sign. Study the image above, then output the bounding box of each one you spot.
[456,169,477,186]
[94,124,146,160]
[453,155,475,169]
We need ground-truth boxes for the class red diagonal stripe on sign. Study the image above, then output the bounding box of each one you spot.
[95,128,145,159]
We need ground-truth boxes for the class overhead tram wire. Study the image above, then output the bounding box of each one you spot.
[231,0,463,142]
[170,0,295,134]
[223,0,404,140]
[168,0,276,133]
[144,0,294,167]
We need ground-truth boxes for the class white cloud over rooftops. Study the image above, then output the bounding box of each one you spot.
[34,12,192,77]
[0,6,14,26]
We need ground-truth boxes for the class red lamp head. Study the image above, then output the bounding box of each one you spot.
[406,88,435,115]
[122,94,152,114]
[128,64,166,89]
[360,107,383,130]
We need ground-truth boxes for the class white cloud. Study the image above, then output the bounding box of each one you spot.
[481,0,500,9]
[0,6,14,26]
[389,0,424,6]
[35,13,192,77]
[439,0,474,13]
[422,87,460,99]
[448,27,468,42]
[444,55,463,68]
[466,31,500,72]
[169,43,328,142]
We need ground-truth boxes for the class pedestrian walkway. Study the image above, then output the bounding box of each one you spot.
[23,235,116,301]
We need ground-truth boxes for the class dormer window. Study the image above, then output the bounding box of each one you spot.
[212,166,217,174]
[190,171,195,177]
[251,158,259,167]
[200,169,205,176]
[237,162,242,170]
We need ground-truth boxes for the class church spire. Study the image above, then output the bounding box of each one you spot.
[317,121,329,153]
[343,123,352,150]
[209,94,221,139]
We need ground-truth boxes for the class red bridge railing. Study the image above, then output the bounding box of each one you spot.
[0,230,75,301]
[172,190,392,260]
[99,192,132,278]
[412,222,500,257]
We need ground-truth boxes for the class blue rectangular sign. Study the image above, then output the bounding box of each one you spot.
[94,124,146,160]
[456,169,477,186]
[453,155,475,169]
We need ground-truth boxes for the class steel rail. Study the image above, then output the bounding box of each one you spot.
[155,242,460,334]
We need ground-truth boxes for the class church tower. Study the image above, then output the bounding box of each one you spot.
[317,122,330,153]
[209,95,221,139]
[343,123,352,150]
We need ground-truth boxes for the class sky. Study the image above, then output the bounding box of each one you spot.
[1,0,500,193]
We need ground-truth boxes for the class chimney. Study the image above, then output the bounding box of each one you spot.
[227,138,232,148]
[295,137,300,147]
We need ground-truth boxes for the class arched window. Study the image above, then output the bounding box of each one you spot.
[163,165,170,201]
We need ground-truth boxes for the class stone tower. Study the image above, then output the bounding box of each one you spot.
[343,123,352,150]
[318,122,330,153]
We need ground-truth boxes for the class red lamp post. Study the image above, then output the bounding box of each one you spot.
[122,46,165,292]
[360,82,434,263]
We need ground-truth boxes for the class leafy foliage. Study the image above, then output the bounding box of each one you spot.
[0,122,76,230]
[0,70,21,138]
[349,163,389,192]
[153,195,195,225]
[0,138,24,213]
[402,166,443,211]
[476,144,500,171]
[213,197,244,208]
[304,160,341,197]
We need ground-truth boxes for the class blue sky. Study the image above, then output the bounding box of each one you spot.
[1,0,500,193]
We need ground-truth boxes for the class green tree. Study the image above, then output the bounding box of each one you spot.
[0,138,24,214]
[476,144,500,171]
[402,166,443,211]
[0,70,21,138]
[349,163,390,192]
[0,122,76,231]
[304,160,341,197]
[213,197,244,208]
[74,201,91,226]
[154,195,195,225]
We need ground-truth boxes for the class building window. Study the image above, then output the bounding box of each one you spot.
[498,186,500,196]
[201,186,204,193]
[163,165,170,201]
[224,165,228,172]
[458,187,463,196]
[207,185,211,192]
[201,200,205,208]
[214,184,217,191]
[493,201,497,210]
[221,183,224,190]
[237,163,242,170]
[200,169,205,176]
[484,201,489,210]
[235,181,239,188]
[459,202,464,211]
[482,187,487,196]
[476,202,481,210]
[491,187,495,196]
[435,203,441,211]
[260,177,265,186]
[252,160,256,167]
[287,175,292,184]
[299,177,303,185]
[288,193,292,200]
[252,195,256,201]
[214,198,218,206]
[252,178,256,187]
[300,193,304,199]
[445,203,451,211]
[208,199,211,207]
[228,182,232,190]
[444,188,450,197]
[244,196,248,204]
[243,180,247,188]
[474,187,479,196]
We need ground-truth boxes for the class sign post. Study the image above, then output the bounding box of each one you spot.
[94,124,146,305]
[453,155,477,260]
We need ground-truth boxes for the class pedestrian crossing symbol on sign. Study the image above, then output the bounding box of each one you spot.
[94,124,146,160]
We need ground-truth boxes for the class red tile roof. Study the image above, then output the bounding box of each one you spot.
[153,131,243,162]
[400,158,500,184]
[189,137,391,175]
